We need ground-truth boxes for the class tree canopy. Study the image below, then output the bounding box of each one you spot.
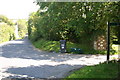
[28,2,120,51]
[0,15,15,43]
[0,15,14,26]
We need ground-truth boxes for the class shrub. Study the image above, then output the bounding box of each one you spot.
[0,23,15,43]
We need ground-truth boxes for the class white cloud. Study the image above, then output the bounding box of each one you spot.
[0,0,39,19]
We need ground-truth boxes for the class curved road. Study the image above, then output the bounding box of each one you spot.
[0,37,118,79]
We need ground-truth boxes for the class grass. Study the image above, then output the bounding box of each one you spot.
[32,39,118,54]
[65,60,119,79]
[32,39,90,53]
[33,39,60,52]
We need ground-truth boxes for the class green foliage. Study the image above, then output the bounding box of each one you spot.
[0,15,15,43]
[0,23,15,43]
[28,2,120,53]
[17,19,28,38]
[33,39,60,52]
[112,44,120,54]
[105,2,120,44]
[0,15,14,26]
[32,39,85,53]
[65,60,119,78]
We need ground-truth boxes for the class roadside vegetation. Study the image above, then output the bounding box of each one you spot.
[0,15,15,43]
[0,15,28,44]
[28,2,120,54]
[33,39,117,54]
[65,60,119,79]
[17,19,28,38]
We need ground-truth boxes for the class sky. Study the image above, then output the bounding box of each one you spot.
[0,0,39,19]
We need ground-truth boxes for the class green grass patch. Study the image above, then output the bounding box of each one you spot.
[65,60,119,79]
[32,39,88,53]
[32,39,117,54]
[32,39,60,52]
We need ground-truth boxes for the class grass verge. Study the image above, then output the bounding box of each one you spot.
[64,60,119,79]
[32,39,60,52]
[32,39,118,54]
[32,39,89,53]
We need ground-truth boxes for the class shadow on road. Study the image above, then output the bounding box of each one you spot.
[4,64,83,78]
[1,37,92,62]
[0,38,107,79]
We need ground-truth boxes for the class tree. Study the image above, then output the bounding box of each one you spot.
[17,19,28,38]
[0,15,14,26]
[28,2,120,51]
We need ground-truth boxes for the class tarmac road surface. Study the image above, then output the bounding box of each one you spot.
[0,37,118,79]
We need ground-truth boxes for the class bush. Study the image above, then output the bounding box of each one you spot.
[17,19,28,38]
[0,23,15,43]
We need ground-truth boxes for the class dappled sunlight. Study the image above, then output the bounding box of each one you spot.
[0,38,119,79]
[0,57,82,79]
[112,44,120,53]
[0,39,25,47]
[9,41,24,44]
[60,55,106,66]
[0,54,118,79]
[0,57,57,79]
[4,64,82,78]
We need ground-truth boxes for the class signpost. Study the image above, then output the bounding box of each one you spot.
[107,22,120,61]
[107,22,110,61]
[109,23,120,26]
